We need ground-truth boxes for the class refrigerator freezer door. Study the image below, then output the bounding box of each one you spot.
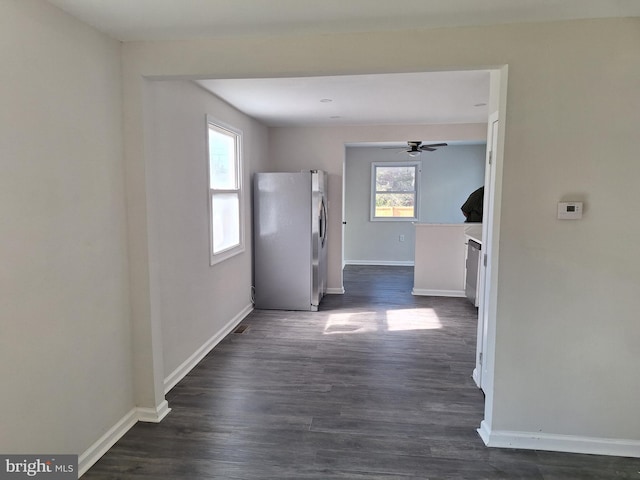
[254,172,313,310]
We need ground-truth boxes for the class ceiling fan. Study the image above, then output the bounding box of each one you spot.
[385,141,448,157]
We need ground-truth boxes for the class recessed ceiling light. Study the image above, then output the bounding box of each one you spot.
[330,115,341,119]
[320,98,333,103]
[474,103,487,107]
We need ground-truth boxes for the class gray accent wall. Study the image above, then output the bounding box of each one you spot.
[344,144,486,264]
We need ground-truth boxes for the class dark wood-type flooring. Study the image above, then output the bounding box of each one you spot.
[84,265,640,479]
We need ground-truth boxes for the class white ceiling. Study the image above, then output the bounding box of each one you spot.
[196,71,490,127]
[46,0,640,42]
[45,0,640,128]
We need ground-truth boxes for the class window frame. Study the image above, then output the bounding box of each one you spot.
[206,115,245,265]
[370,161,421,222]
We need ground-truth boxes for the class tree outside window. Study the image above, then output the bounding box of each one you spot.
[371,162,420,221]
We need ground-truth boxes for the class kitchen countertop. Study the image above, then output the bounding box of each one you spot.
[464,224,483,244]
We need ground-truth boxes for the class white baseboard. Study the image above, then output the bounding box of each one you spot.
[137,400,171,423]
[80,304,255,477]
[472,367,480,388]
[478,421,640,458]
[411,288,465,297]
[344,260,415,266]
[79,400,174,477]
[326,287,345,294]
[79,408,138,477]
[163,303,253,394]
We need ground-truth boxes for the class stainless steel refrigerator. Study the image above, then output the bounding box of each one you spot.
[253,170,328,311]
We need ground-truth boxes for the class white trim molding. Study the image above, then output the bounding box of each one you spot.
[411,288,465,297]
[79,401,173,476]
[326,287,345,294]
[80,305,255,476]
[478,421,640,458]
[136,400,171,423]
[78,408,138,478]
[163,303,253,394]
[78,409,138,477]
[472,368,481,388]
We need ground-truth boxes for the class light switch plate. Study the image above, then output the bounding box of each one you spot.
[557,201,583,220]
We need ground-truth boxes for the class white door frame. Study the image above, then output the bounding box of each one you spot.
[474,111,499,390]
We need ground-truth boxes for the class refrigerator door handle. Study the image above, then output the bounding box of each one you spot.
[320,198,328,247]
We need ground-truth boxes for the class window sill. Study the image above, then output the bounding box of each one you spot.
[210,244,245,266]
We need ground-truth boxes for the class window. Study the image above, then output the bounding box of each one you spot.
[371,161,420,221]
[207,116,244,264]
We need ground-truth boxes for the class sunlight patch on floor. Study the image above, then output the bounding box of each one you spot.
[385,308,443,331]
[323,311,379,335]
[324,308,442,334]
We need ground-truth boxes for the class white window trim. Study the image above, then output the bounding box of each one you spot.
[370,161,421,222]
[206,115,245,265]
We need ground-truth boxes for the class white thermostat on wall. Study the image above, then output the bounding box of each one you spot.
[557,201,583,220]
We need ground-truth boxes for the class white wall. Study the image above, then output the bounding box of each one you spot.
[344,144,486,264]
[0,0,132,456]
[147,80,268,382]
[121,17,640,456]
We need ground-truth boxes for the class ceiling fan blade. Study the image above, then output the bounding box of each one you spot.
[419,143,448,152]
[422,143,448,148]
